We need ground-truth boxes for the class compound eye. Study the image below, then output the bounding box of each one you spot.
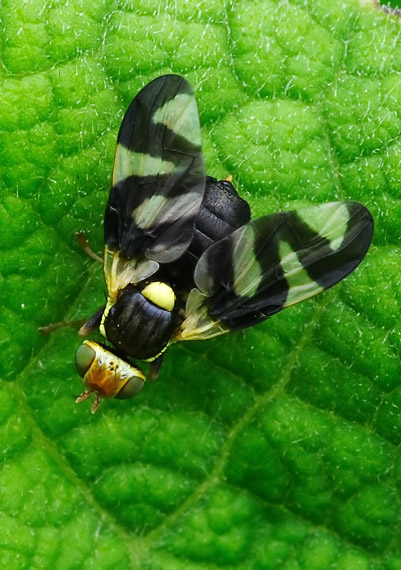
[75,342,96,378]
[115,376,145,400]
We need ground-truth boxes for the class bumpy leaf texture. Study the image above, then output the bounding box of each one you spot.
[1,0,401,568]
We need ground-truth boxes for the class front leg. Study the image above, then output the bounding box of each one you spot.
[78,306,105,336]
[39,306,105,336]
[40,231,104,335]
[39,319,87,335]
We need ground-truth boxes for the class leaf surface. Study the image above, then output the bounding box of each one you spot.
[1,1,401,568]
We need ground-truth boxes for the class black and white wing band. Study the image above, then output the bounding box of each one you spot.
[178,201,374,341]
[103,75,206,302]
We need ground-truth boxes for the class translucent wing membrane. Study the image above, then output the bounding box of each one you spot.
[104,75,206,266]
[179,202,373,338]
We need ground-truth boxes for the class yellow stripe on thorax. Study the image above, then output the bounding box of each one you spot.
[99,297,114,339]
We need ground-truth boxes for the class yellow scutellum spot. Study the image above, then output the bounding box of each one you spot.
[142,281,175,311]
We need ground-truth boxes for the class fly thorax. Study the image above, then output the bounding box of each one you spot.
[103,281,179,360]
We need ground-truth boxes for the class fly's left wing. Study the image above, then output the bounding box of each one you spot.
[177,202,373,341]
[104,75,206,300]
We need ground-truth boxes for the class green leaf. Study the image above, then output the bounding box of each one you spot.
[1,0,400,568]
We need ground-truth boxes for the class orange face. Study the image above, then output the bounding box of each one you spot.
[75,340,145,412]
[83,357,128,398]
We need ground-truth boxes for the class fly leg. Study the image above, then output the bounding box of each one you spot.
[39,232,104,335]
[76,231,103,264]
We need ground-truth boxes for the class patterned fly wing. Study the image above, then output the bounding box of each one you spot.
[178,202,373,340]
[103,74,206,301]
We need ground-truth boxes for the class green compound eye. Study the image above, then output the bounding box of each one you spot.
[115,376,145,400]
[75,342,96,378]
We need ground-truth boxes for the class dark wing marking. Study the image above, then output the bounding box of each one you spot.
[104,74,206,265]
[177,202,373,340]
